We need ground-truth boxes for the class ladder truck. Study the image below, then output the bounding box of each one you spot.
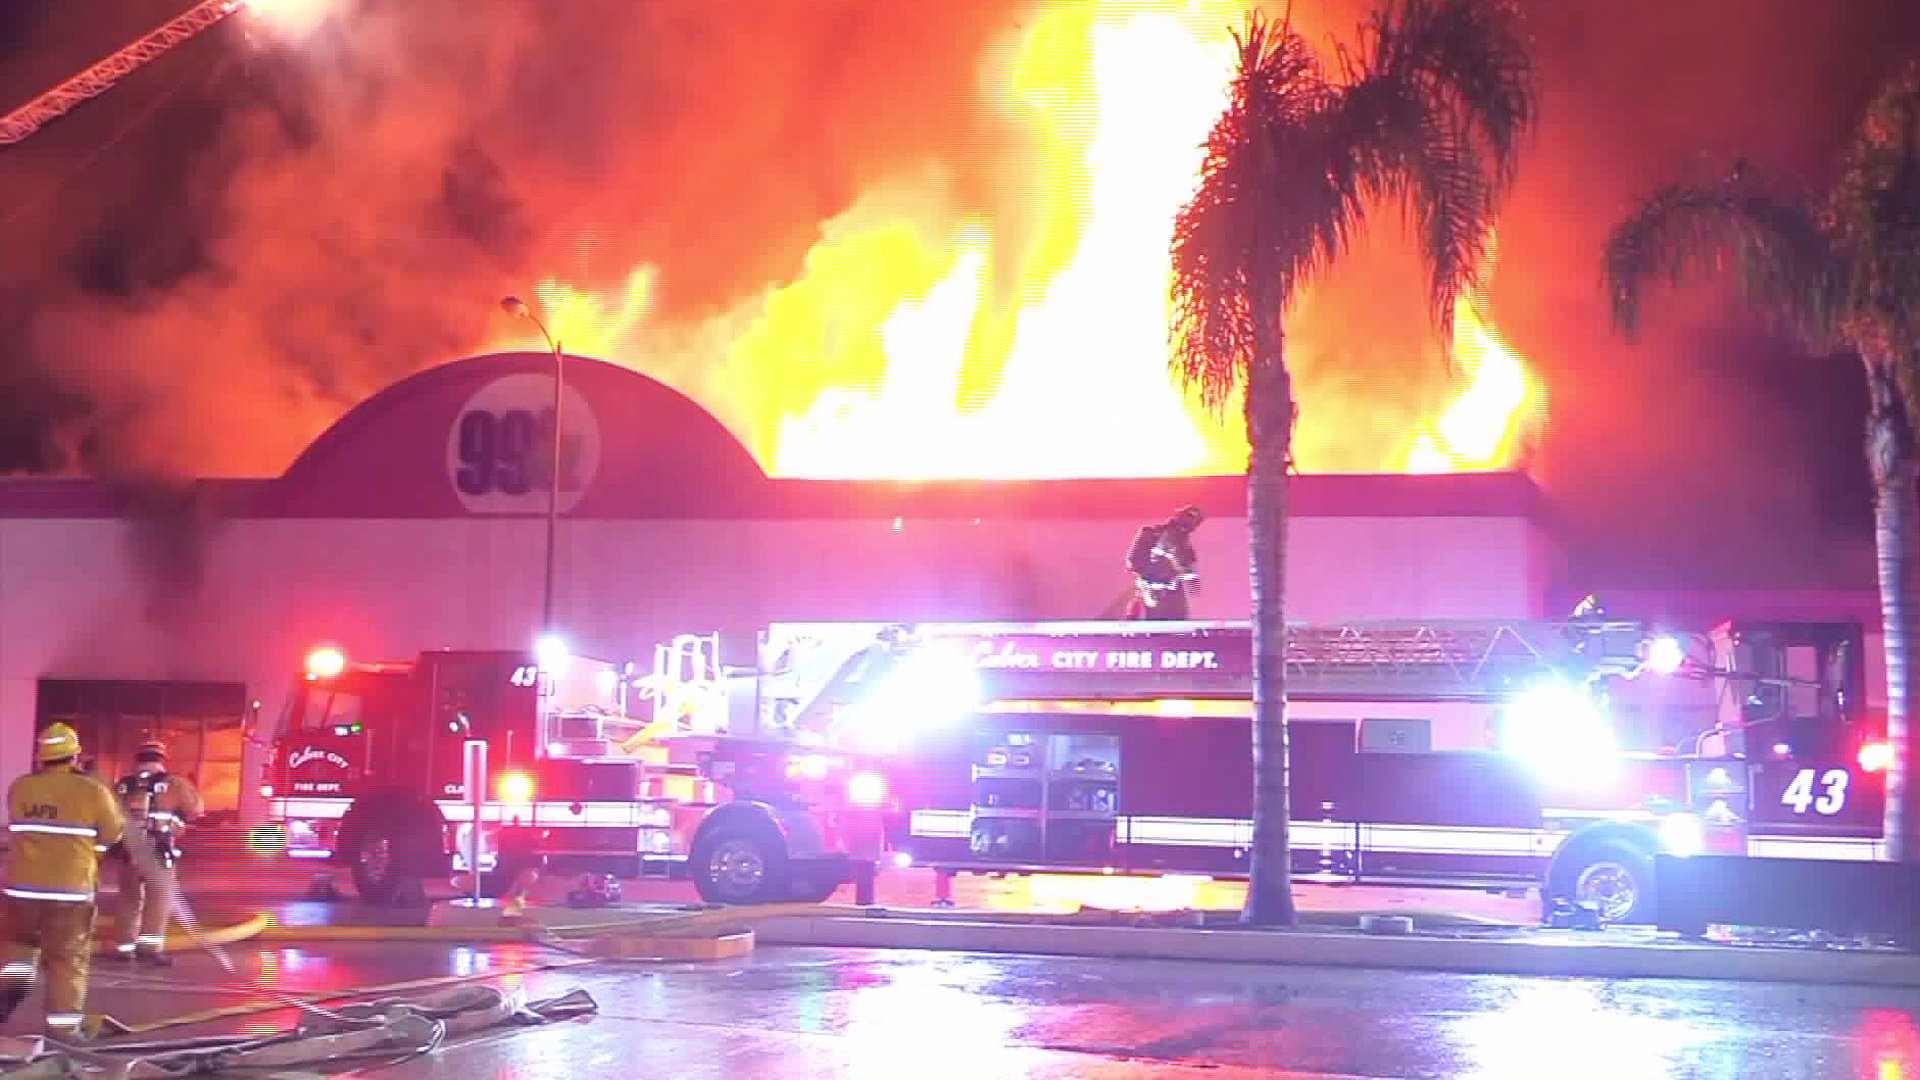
[737,615,1883,924]
[0,0,254,147]
[260,614,1883,918]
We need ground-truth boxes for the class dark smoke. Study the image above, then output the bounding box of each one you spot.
[1267,0,1920,589]
[114,473,223,629]
[0,0,1918,594]
[0,0,1040,477]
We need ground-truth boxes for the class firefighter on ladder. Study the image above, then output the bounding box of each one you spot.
[0,722,126,1041]
[1124,504,1204,620]
[111,740,201,966]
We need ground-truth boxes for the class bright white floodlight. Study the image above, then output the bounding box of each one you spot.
[1644,635,1685,676]
[535,633,571,675]
[1499,679,1617,788]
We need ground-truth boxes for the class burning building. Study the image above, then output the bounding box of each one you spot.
[0,350,1564,821]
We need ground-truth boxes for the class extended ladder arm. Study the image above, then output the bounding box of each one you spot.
[0,0,246,147]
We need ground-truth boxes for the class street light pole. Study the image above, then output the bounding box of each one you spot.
[500,295,563,633]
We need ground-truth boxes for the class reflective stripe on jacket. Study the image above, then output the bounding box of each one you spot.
[5,766,125,900]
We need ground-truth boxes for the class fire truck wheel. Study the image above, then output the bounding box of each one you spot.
[350,819,434,904]
[690,825,789,905]
[1551,840,1657,925]
[785,878,841,904]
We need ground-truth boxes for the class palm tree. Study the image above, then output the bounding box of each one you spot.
[1170,0,1538,925]
[1604,61,1920,859]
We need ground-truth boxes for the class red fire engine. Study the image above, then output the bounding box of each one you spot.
[738,615,1886,924]
[262,633,890,905]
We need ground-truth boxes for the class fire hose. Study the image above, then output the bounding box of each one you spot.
[0,837,604,1079]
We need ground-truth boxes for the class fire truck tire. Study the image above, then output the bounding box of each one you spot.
[1548,839,1657,925]
[690,823,789,905]
[785,878,841,904]
[349,816,441,904]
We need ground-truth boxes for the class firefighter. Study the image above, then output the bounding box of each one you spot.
[111,740,201,966]
[0,722,126,1041]
[1124,504,1205,621]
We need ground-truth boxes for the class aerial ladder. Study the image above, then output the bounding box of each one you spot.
[0,0,253,147]
[700,618,1675,737]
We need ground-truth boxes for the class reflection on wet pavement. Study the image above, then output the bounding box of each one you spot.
[33,941,1920,1079]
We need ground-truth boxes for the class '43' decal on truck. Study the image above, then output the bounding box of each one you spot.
[1780,767,1850,816]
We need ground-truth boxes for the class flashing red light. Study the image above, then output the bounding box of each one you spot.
[1859,741,1894,773]
[304,645,346,680]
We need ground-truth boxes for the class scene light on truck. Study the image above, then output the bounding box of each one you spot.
[1643,635,1685,677]
[839,645,985,752]
[535,634,570,675]
[1498,678,1617,787]
[304,645,346,680]
[847,771,887,808]
[497,771,534,804]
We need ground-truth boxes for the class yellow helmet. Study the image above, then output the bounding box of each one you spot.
[36,722,81,763]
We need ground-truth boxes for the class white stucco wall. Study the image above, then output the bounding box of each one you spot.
[0,507,1553,813]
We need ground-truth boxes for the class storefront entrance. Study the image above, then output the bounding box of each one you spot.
[34,680,250,816]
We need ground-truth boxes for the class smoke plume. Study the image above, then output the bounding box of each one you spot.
[0,0,1917,589]
[0,0,1039,476]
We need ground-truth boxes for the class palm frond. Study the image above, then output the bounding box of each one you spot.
[1603,180,1841,346]
[1337,0,1537,327]
[1829,60,1920,343]
[1169,11,1343,412]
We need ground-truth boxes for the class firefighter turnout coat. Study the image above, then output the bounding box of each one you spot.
[2,762,126,1034]
[6,764,125,903]
[113,767,201,953]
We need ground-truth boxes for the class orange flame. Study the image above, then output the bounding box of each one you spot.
[1399,230,1547,471]
[488,1,1542,481]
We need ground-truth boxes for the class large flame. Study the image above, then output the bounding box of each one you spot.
[489,0,1542,480]
[1400,230,1547,471]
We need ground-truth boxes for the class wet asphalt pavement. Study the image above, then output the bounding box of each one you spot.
[18,940,1920,1079]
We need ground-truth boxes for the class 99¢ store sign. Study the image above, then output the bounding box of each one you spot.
[444,373,604,514]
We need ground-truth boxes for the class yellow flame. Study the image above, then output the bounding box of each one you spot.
[241,0,334,40]
[489,1,1542,481]
[1400,231,1546,471]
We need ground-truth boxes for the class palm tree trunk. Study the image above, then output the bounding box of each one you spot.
[1866,356,1920,861]
[1241,329,1296,927]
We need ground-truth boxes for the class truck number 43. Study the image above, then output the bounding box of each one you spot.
[1781,768,1849,816]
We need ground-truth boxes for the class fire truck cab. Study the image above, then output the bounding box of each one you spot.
[263,635,890,905]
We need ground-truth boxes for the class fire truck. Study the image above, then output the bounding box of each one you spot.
[262,634,891,905]
[740,615,1885,924]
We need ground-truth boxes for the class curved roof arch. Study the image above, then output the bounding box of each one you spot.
[260,351,769,517]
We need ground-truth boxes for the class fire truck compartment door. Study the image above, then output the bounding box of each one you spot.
[1351,750,1542,829]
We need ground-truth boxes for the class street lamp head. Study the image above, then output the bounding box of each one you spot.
[500,295,531,319]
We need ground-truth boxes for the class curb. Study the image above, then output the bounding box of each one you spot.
[748,915,1920,988]
[256,913,757,961]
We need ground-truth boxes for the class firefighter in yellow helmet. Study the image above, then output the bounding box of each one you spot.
[0,722,126,1041]
[111,740,201,966]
